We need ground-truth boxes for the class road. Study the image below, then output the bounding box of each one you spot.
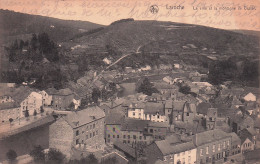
[92,45,143,83]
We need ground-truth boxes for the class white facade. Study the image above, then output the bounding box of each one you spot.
[20,92,43,117]
[128,108,166,122]
[73,98,81,110]
[39,90,52,106]
[174,148,197,164]
[244,93,256,102]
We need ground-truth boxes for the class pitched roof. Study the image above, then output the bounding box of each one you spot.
[64,106,105,128]
[55,88,73,96]
[105,112,125,125]
[113,141,136,158]
[173,101,186,111]
[165,100,173,109]
[229,132,241,143]
[193,129,231,146]
[144,102,164,115]
[148,121,170,128]
[239,128,255,143]
[0,102,20,110]
[155,139,195,155]
[121,118,149,132]
[197,102,212,115]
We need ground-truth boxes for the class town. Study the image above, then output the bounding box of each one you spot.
[0,60,259,164]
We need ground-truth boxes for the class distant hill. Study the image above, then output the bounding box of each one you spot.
[66,20,259,57]
[0,9,104,44]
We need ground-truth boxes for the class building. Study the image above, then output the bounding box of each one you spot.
[49,106,105,158]
[193,129,232,164]
[243,92,256,102]
[145,134,197,164]
[0,102,20,123]
[0,95,14,104]
[127,102,167,122]
[48,88,75,110]
[39,90,52,106]
[239,128,256,153]
[229,132,241,156]
[20,91,43,117]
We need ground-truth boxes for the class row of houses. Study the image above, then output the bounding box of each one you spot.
[0,86,81,123]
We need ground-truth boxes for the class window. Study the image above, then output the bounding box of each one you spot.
[213,144,215,152]
[170,155,173,159]
[150,129,154,133]
[140,136,142,140]
[76,139,79,145]
[90,133,92,138]
[117,135,119,138]
[108,134,110,138]
[113,128,115,132]
[144,136,146,140]
[200,149,203,156]
[227,140,230,146]
[113,135,115,138]
[128,140,130,143]
[157,115,160,119]
[206,146,209,154]
[133,112,135,116]
[163,156,167,161]
[90,125,92,129]
[128,135,130,139]
[223,141,226,148]
[218,144,220,151]
[187,113,189,116]
[93,132,95,137]
[123,140,126,143]
[86,135,88,139]
[123,135,126,139]
[133,135,136,139]
[76,130,79,136]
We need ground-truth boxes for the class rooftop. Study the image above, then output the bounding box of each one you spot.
[121,118,150,132]
[64,106,105,128]
[193,129,231,146]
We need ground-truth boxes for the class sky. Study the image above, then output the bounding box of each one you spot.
[0,0,260,31]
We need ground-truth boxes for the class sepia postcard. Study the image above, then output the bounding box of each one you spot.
[0,0,259,163]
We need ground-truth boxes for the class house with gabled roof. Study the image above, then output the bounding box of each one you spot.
[239,128,257,153]
[145,134,197,164]
[49,106,105,158]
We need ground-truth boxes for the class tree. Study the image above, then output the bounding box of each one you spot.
[6,149,17,162]
[92,88,101,103]
[9,118,14,126]
[31,33,38,51]
[24,109,29,117]
[137,78,158,96]
[47,148,65,164]
[30,145,45,163]
[33,110,37,116]
[86,154,98,164]
[179,85,191,94]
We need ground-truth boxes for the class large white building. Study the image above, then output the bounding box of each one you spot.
[20,92,43,117]
[127,102,167,122]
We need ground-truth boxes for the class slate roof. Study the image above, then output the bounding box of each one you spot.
[64,106,105,128]
[239,128,255,143]
[165,100,173,109]
[229,132,241,143]
[173,101,186,111]
[113,141,136,158]
[193,129,231,146]
[144,102,164,115]
[155,139,196,155]
[105,112,125,125]
[121,118,149,132]
[197,102,212,115]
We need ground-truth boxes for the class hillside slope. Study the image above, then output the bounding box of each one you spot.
[66,20,259,58]
[0,9,104,44]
